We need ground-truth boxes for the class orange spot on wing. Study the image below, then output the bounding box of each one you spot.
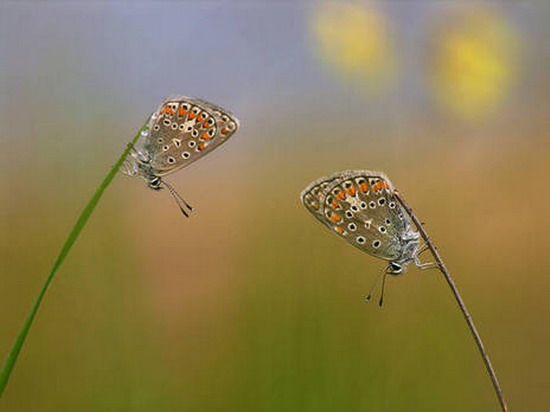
[179,108,187,116]
[335,227,344,235]
[330,198,339,209]
[221,128,229,135]
[201,132,212,140]
[198,143,208,151]
[360,182,369,192]
[329,212,342,223]
[189,112,197,119]
[346,185,356,196]
[197,115,204,122]
[373,182,383,191]
[337,190,346,200]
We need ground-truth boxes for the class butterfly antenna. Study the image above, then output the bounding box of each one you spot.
[161,181,193,217]
[365,266,387,303]
[379,271,388,307]
[162,180,193,211]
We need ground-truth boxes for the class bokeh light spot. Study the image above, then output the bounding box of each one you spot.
[310,2,395,93]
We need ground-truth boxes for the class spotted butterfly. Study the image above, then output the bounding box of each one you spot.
[122,96,239,215]
[301,170,427,275]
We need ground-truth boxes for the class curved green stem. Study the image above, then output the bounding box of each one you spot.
[0,116,151,397]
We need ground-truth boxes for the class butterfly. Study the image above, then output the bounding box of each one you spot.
[301,170,435,303]
[122,96,239,215]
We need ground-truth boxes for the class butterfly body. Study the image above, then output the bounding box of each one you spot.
[301,170,421,275]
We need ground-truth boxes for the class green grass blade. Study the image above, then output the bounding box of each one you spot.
[0,116,151,397]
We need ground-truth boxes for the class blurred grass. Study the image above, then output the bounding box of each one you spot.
[1,128,548,411]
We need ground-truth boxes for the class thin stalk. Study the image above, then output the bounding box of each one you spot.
[394,192,508,412]
[0,115,151,397]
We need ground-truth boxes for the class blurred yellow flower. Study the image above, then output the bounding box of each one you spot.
[431,7,518,121]
[310,2,395,92]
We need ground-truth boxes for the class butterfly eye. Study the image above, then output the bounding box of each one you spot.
[206,118,215,127]
[153,124,160,131]
[188,141,196,148]
[389,202,396,209]
[163,119,171,126]
[192,107,200,115]
[182,103,190,111]
[360,202,368,209]
[385,218,391,225]
[369,201,376,209]
[227,121,236,131]
[162,145,169,151]
[348,223,357,231]
[221,115,229,122]
[378,198,386,206]
[171,123,178,130]
[191,129,199,138]
[372,240,381,248]
[357,236,366,244]
[181,152,190,159]
[167,156,176,164]
[379,226,387,233]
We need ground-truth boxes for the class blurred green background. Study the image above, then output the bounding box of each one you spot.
[1,1,548,411]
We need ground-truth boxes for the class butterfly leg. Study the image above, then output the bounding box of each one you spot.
[414,257,440,271]
[412,243,440,271]
[416,241,430,256]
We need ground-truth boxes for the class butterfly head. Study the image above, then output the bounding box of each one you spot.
[147,175,162,191]
[387,261,404,276]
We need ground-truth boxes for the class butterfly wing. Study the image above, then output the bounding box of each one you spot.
[302,170,413,261]
[300,170,350,221]
[146,96,239,177]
